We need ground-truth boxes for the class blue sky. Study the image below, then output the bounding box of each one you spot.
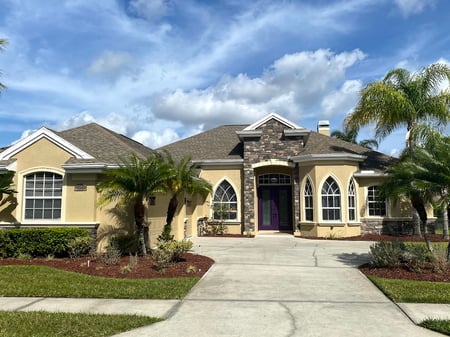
[0,0,449,156]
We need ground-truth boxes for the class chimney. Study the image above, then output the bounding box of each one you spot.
[317,120,330,136]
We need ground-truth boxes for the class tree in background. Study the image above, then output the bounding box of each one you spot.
[0,39,7,93]
[345,63,450,149]
[331,126,378,149]
[0,171,16,201]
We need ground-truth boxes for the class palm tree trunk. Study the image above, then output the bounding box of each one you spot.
[161,195,179,241]
[444,207,449,241]
[412,209,421,237]
[134,201,147,256]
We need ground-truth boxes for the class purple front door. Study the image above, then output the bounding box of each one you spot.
[258,186,292,231]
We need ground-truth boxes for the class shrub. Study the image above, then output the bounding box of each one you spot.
[152,240,193,270]
[431,245,450,274]
[111,233,140,255]
[98,242,122,265]
[67,236,93,258]
[401,244,431,273]
[369,241,405,268]
[0,228,90,258]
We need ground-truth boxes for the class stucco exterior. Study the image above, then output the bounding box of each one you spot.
[0,113,424,250]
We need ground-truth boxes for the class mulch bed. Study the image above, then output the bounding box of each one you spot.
[0,253,214,279]
[359,264,450,282]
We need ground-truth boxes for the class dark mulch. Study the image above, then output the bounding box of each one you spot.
[359,264,450,282]
[0,253,214,279]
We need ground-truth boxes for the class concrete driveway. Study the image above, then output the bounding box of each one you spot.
[115,235,442,337]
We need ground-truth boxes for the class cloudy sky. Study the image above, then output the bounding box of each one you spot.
[0,0,449,156]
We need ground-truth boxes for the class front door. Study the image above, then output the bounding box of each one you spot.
[258,186,292,231]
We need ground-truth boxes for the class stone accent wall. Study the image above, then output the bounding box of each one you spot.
[242,119,304,232]
[361,219,435,235]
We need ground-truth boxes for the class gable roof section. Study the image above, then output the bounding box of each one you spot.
[58,123,154,166]
[0,127,94,161]
[159,124,246,163]
[0,123,154,172]
[243,112,302,130]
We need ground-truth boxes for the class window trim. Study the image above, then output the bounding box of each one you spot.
[20,169,65,223]
[367,185,387,217]
[348,179,357,222]
[303,177,314,221]
[212,179,239,222]
[320,176,342,222]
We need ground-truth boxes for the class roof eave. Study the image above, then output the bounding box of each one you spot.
[290,154,367,163]
[192,159,244,167]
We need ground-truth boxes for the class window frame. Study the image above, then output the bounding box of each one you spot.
[212,180,238,221]
[321,176,341,221]
[304,178,314,221]
[367,185,387,217]
[23,171,63,221]
[348,179,356,222]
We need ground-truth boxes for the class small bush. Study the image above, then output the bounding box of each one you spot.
[67,236,93,258]
[0,228,91,258]
[369,241,405,268]
[431,245,450,274]
[152,240,193,270]
[401,244,431,273]
[98,242,122,265]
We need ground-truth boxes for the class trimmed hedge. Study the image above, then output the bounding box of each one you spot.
[0,228,91,258]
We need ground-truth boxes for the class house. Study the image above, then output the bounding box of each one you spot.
[0,113,416,248]
[0,123,153,249]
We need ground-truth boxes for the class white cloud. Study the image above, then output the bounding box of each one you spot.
[394,0,436,16]
[87,51,131,78]
[152,49,366,127]
[321,80,363,117]
[132,128,179,148]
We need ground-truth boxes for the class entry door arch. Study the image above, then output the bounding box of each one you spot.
[257,174,292,231]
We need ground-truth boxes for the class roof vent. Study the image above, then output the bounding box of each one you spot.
[317,120,330,136]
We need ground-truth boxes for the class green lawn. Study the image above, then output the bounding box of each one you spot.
[0,311,160,337]
[367,275,450,303]
[420,319,450,336]
[0,265,199,299]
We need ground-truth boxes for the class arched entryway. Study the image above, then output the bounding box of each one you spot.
[257,173,292,231]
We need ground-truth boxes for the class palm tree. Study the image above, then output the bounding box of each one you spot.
[0,38,7,92]
[159,152,212,241]
[331,126,378,149]
[97,153,170,255]
[346,63,450,236]
[0,171,16,201]
[345,63,450,149]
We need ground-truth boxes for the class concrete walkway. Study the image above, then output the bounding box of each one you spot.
[1,236,449,336]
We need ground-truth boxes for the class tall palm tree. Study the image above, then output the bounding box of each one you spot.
[345,63,450,149]
[0,171,16,201]
[0,38,7,92]
[97,153,170,255]
[331,126,378,149]
[159,152,212,241]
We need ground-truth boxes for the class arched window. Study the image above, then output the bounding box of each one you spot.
[304,178,314,221]
[368,186,386,216]
[348,179,356,221]
[321,177,341,221]
[24,172,63,220]
[213,180,237,220]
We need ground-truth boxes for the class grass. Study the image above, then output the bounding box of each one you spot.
[0,265,199,299]
[0,311,160,337]
[420,319,450,336]
[367,275,450,303]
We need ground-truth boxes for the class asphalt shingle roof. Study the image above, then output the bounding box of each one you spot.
[159,123,395,171]
[57,123,154,164]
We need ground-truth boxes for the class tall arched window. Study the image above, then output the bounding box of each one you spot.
[24,172,63,220]
[348,179,356,221]
[304,178,314,221]
[321,177,341,221]
[213,180,237,220]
